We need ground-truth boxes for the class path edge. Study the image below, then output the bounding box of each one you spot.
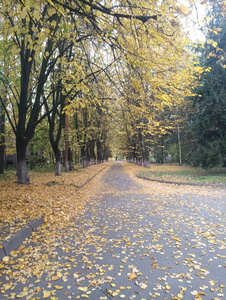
[0,217,43,261]
[135,174,226,188]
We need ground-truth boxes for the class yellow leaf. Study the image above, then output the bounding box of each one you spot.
[78,287,88,292]
[43,290,51,298]
[128,273,137,280]
[52,276,59,281]
[106,289,119,297]
[56,272,62,277]
[2,256,9,263]
[54,285,63,289]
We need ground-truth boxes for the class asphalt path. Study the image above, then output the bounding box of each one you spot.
[0,162,225,300]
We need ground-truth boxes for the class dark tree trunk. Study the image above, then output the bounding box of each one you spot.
[132,151,136,164]
[64,98,69,172]
[0,105,5,174]
[63,149,69,172]
[16,137,29,184]
[81,143,90,168]
[68,146,74,170]
[89,140,96,165]
[54,147,61,176]
[96,138,102,164]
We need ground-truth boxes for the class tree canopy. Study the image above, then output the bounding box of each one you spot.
[0,0,208,183]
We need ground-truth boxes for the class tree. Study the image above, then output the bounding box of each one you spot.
[0,102,5,174]
[0,0,201,183]
[0,1,75,183]
[187,5,226,169]
[0,0,158,182]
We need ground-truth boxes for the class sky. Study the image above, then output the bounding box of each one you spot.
[182,1,207,41]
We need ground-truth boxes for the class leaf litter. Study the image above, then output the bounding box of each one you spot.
[0,164,106,243]
[0,161,225,300]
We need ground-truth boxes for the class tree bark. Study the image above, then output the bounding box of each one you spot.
[96,138,102,164]
[16,137,29,184]
[137,156,142,166]
[54,148,61,176]
[0,105,5,174]
[143,146,150,168]
[81,143,90,168]
[64,149,69,172]
[68,146,74,170]
[89,140,96,165]
[177,125,182,166]
[64,98,69,172]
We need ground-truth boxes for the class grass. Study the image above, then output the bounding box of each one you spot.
[136,164,226,185]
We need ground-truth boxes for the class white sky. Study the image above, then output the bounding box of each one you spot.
[182,1,207,42]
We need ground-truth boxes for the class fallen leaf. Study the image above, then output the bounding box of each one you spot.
[128,273,137,280]
[43,290,51,298]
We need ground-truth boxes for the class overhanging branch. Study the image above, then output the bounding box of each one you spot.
[52,0,158,23]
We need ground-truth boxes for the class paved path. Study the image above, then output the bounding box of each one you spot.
[0,162,225,300]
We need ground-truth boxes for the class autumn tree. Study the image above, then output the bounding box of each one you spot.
[117,27,198,167]
[0,0,160,182]
[0,1,76,183]
[0,0,203,182]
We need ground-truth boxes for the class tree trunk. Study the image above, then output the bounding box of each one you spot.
[0,105,5,174]
[64,98,69,172]
[96,138,102,164]
[89,140,96,165]
[81,144,90,168]
[177,125,182,166]
[137,156,142,166]
[55,160,61,176]
[68,146,74,170]
[16,137,29,184]
[54,148,61,176]
[143,159,150,168]
[143,146,150,168]
[63,149,69,172]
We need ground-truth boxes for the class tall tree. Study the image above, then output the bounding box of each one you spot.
[0,1,73,183]
[187,4,226,169]
[0,102,5,174]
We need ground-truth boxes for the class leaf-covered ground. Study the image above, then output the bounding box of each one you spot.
[0,162,225,300]
[0,164,106,244]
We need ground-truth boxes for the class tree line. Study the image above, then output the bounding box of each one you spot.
[0,0,225,184]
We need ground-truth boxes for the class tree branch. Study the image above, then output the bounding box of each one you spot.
[52,0,158,23]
